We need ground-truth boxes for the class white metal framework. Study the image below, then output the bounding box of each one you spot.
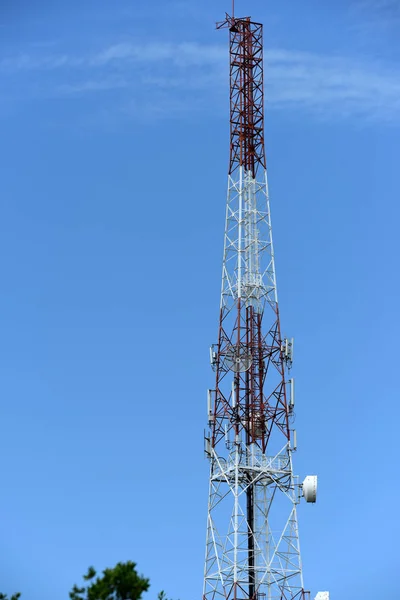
[204,165,308,600]
[220,169,277,313]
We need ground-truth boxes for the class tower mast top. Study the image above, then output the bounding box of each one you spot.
[216,13,265,178]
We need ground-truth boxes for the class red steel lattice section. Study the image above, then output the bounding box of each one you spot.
[217,14,266,178]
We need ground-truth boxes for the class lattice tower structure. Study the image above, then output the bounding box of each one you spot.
[203,13,310,600]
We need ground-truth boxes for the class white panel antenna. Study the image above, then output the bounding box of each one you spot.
[302,475,318,503]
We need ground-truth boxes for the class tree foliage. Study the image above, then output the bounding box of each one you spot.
[1,560,168,600]
[69,561,150,600]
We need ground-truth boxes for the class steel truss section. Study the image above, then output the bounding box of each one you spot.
[204,163,306,600]
[217,14,266,178]
[204,445,306,600]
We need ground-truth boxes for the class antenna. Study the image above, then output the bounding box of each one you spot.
[224,345,252,372]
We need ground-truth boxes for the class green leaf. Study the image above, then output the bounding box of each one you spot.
[83,567,97,582]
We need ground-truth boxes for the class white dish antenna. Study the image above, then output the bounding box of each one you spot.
[224,346,252,372]
[314,593,329,600]
[302,475,317,503]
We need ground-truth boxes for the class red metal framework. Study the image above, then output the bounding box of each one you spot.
[211,304,290,454]
[217,14,266,178]
[212,13,289,462]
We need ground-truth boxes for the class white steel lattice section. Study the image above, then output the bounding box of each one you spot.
[204,166,307,600]
[221,168,277,314]
[204,443,305,600]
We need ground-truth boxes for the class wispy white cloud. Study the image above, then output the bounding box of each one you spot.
[57,78,128,95]
[0,42,224,71]
[350,0,400,34]
[1,40,400,123]
[264,49,400,120]
[91,42,225,67]
[356,0,400,13]
[0,53,74,71]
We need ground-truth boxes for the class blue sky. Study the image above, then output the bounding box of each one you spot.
[0,0,399,599]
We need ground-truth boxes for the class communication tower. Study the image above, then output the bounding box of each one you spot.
[203,9,327,600]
